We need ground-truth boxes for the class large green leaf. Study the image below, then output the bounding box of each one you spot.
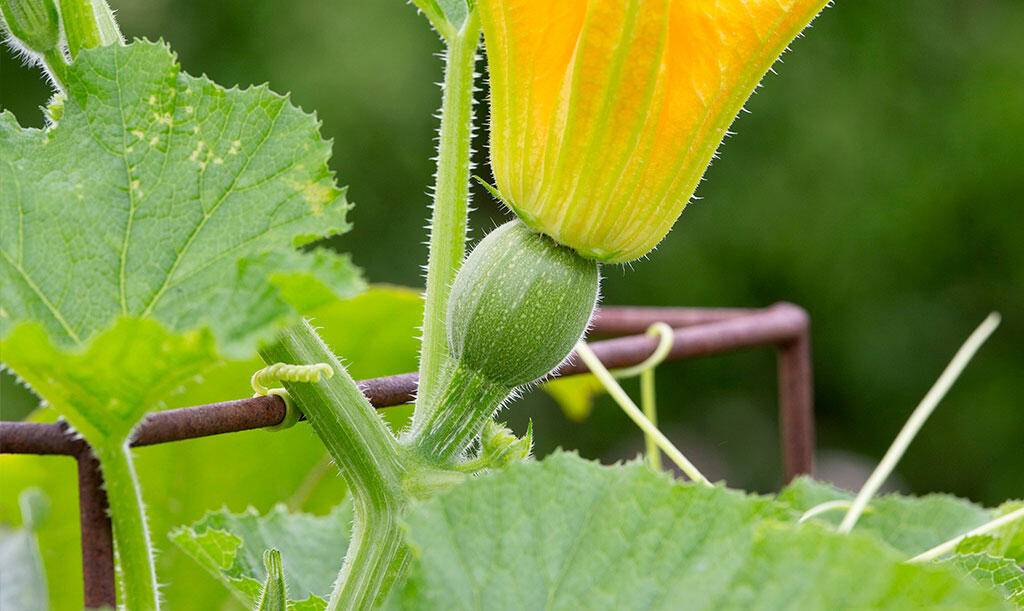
[0,39,361,448]
[0,40,357,352]
[170,503,351,609]
[779,476,993,557]
[395,452,1006,609]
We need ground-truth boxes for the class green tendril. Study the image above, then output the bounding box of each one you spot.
[605,322,674,471]
[251,362,333,431]
[251,362,334,396]
[575,336,710,485]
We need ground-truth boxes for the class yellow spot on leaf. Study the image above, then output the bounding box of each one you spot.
[189,141,205,162]
[285,178,334,211]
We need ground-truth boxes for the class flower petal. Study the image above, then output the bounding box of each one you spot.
[481,0,830,262]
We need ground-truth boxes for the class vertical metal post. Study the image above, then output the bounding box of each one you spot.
[777,318,815,481]
[75,445,116,608]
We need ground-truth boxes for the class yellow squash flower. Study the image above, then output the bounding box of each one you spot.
[479,0,829,263]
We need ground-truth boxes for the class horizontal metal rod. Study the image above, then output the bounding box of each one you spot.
[0,420,86,456]
[0,304,808,455]
[559,302,808,376]
[588,305,755,336]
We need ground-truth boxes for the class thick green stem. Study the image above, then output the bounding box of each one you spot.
[413,15,481,420]
[259,320,406,521]
[94,443,159,610]
[259,320,411,608]
[57,0,122,59]
[411,358,513,464]
[330,500,411,609]
[41,49,67,91]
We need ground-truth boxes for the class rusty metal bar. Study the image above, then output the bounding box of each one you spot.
[76,448,116,608]
[0,303,814,609]
[560,303,808,374]
[564,302,815,480]
[588,305,754,336]
[134,395,287,447]
[0,420,82,455]
[777,312,815,482]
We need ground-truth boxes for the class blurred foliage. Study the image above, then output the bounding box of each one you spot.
[0,0,1020,522]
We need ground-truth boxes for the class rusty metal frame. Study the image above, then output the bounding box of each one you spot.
[0,303,814,609]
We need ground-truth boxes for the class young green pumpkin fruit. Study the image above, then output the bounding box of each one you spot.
[411,220,599,462]
[448,220,599,386]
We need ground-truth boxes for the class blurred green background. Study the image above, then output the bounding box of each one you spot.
[2,0,1021,507]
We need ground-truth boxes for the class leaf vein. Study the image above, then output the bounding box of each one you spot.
[139,90,285,319]
[0,248,82,343]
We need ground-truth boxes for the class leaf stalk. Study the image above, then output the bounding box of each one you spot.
[412,14,481,422]
[93,442,160,610]
[56,0,122,59]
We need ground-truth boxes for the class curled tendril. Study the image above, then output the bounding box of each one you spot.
[251,362,333,431]
[613,322,675,378]
[574,322,709,484]
[251,362,334,396]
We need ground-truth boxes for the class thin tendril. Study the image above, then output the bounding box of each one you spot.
[798,500,860,524]
[628,323,674,471]
[251,362,333,430]
[574,339,709,485]
[613,322,674,378]
[907,506,1024,563]
[838,313,1001,534]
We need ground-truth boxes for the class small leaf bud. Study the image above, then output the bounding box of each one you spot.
[478,420,532,468]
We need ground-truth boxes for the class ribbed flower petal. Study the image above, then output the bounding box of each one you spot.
[480,0,829,263]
